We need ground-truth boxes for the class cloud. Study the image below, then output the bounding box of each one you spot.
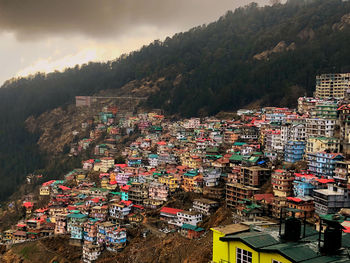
[0,0,268,40]
[14,26,173,78]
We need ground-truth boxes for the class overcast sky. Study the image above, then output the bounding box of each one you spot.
[0,0,268,85]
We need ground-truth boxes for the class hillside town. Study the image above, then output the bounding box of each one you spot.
[4,73,350,262]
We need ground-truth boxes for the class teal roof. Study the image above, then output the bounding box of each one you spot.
[184,170,199,177]
[67,213,87,219]
[229,155,244,161]
[221,232,279,248]
[233,142,247,146]
[182,224,204,232]
[262,243,319,262]
[148,154,159,158]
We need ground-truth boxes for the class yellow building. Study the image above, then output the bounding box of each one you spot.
[3,229,15,241]
[314,73,350,99]
[76,173,86,183]
[182,155,202,169]
[211,223,350,263]
[158,176,179,193]
[39,185,50,196]
[306,137,340,154]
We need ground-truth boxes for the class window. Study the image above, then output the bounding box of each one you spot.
[272,260,282,263]
[236,248,252,263]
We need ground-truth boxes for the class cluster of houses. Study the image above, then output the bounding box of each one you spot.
[3,73,350,262]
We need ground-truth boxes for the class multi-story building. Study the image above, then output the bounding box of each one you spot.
[148,154,159,167]
[314,100,338,119]
[334,161,350,186]
[313,184,350,215]
[264,129,283,153]
[182,170,203,193]
[306,136,340,154]
[203,169,221,187]
[90,205,108,221]
[284,140,306,163]
[297,97,319,115]
[338,103,350,155]
[67,213,88,240]
[281,122,306,144]
[192,198,219,216]
[314,73,350,99]
[109,201,132,221]
[223,130,239,145]
[307,152,344,178]
[54,214,67,235]
[158,175,180,193]
[203,186,225,200]
[128,182,148,205]
[83,218,99,243]
[239,166,271,187]
[286,196,314,218]
[271,169,294,197]
[176,211,202,227]
[160,207,184,226]
[82,243,103,263]
[271,196,287,218]
[305,117,337,138]
[148,182,168,201]
[293,173,317,197]
[226,183,259,209]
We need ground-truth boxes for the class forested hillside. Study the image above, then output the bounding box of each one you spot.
[1,0,350,200]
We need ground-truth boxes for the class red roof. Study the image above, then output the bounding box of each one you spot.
[58,185,71,191]
[157,141,167,146]
[42,180,56,186]
[121,200,132,206]
[133,204,145,210]
[23,202,33,208]
[316,178,335,184]
[160,207,183,215]
[287,197,302,203]
[115,164,127,168]
[254,194,274,203]
[121,185,130,191]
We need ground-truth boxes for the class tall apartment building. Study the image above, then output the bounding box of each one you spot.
[284,140,306,163]
[338,103,350,155]
[239,166,271,188]
[271,169,294,197]
[314,100,338,119]
[313,184,350,215]
[281,122,306,144]
[305,118,337,138]
[314,73,350,99]
[307,152,344,178]
[305,136,340,154]
[226,183,259,209]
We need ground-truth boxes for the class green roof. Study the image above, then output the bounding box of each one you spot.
[184,170,199,177]
[229,155,244,162]
[182,224,204,232]
[220,232,279,248]
[67,213,87,219]
[262,243,319,262]
[206,147,219,153]
[233,142,247,146]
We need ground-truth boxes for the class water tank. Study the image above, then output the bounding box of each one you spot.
[323,225,342,254]
[283,217,301,241]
